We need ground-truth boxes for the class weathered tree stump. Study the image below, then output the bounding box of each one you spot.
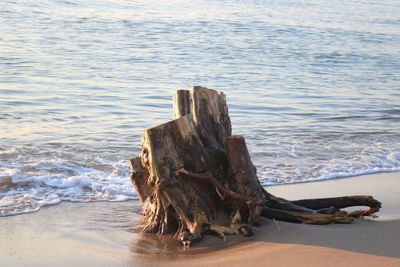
[130,86,381,247]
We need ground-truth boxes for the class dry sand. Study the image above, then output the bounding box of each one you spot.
[1,172,399,267]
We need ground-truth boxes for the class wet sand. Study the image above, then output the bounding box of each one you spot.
[1,172,399,266]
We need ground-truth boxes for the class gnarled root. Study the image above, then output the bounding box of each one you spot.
[177,168,381,227]
[291,196,382,217]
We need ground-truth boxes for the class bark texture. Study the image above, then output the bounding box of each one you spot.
[130,86,381,246]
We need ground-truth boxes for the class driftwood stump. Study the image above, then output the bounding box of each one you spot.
[130,86,381,247]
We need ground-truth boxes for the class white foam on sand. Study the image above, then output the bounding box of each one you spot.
[0,147,137,217]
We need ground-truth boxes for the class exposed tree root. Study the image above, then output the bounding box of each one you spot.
[291,196,381,216]
[176,168,266,206]
[175,168,377,225]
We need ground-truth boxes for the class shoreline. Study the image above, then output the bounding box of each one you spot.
[264,169,400,187]
[1,172,399,266]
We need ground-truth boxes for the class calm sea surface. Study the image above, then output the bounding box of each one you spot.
[1,0,399,216]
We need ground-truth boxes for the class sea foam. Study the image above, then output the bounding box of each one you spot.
[0,147,137,217]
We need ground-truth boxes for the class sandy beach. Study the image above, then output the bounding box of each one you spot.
[1,172,399,267]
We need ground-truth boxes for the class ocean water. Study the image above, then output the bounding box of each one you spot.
[1,0,399,216]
